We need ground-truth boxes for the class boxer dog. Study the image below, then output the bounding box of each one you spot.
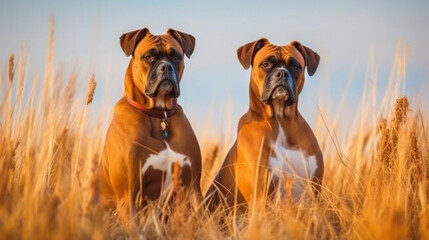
[99,28,202,226]
[206,39,324,211]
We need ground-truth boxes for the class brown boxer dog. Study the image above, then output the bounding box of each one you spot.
[99,28,201,226]
[206,39,324,211]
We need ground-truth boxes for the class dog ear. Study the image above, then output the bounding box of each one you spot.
[167,29,196,58]
[237,38,270,70]
[291,41,320,76]
[120,28,150,57]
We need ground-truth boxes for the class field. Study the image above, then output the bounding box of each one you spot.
[1,24,429,240]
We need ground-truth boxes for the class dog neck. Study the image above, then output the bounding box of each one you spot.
[124,95,179,119]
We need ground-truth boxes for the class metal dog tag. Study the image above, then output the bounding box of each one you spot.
[161,112,169,139]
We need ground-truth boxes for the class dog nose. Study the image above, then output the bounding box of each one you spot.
[273,68,287,78]
[158,62,174,73]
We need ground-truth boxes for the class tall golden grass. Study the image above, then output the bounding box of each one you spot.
[1,22,428,239]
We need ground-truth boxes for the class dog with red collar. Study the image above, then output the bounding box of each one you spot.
[98,28,202,226]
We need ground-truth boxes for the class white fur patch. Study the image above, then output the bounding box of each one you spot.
[270,126,317,199]
[142,143,191,188]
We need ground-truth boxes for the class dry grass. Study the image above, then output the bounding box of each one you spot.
[1,23,428,239]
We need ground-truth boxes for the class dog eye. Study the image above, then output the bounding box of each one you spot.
[261,62,271,69]
[171,55,182,62]
[292,64,301,71]
[143,55,155,62]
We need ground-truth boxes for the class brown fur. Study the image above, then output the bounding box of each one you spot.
[206,39,324,211]
[98,28,201,227]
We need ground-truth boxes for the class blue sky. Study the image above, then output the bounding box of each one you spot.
[1,0,428,139]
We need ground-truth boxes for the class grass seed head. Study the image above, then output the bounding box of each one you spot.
[8,54,14,86]
[85,74,96,105]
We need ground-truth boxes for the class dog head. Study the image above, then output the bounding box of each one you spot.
[237,39,319,117]
[120,28,195,109]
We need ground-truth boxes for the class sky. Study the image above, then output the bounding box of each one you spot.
[1,0,429,141]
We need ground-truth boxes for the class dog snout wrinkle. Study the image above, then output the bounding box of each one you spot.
[146,60,180,98]
[262,68,296,104]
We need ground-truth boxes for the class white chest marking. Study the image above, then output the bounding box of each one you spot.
[142,143,191,188]
[269,126,317,199]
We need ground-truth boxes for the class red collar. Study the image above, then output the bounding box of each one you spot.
[124,95,179,119]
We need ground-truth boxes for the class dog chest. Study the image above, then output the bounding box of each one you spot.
[269,126,317,198]
[141,143,192,190]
